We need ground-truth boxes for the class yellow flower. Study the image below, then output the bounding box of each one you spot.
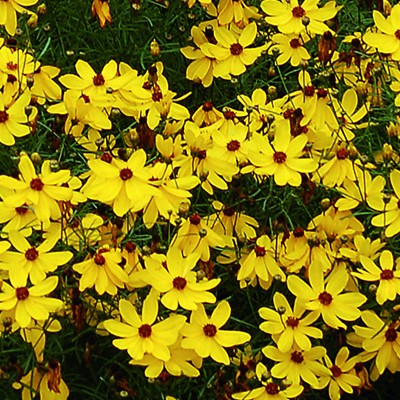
[217,0,262,26]
[270,33,311,66]
[181,300,251,365]
[29,65,62,105]
[318,347,361,400]
[287,260,367,329]
[263,344,331,388]
[0,230,73,286]
[247,120,318,186]
[145,247,220,310]
[339,235,384,263]
[104,292,186,361]
[259,292,322,352]
[353,251,400,305]
[363,5,400,60]
[73,245,128,296]
[232,362,304,400]
[0,276,63,328]
[92,0,112,27]
[0,0,38,36]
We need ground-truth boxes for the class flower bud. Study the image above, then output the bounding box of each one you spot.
[179,202,190,216]
[383,0,392,14]
[382,143,393,162]
[271,47,280,57]
[268,67,276,77]
[369,284,377,293]
[150,39,160,57]
[355,81,368,98]
[320,198,331,211]
[66,50,75,57]
[25,105,33,117]
[28,14,38,29]
[26,76,34,88]
[50,159,59,171]
[31,152,42,164]
[197,270,206,281]
[199,228,207,238]
[299,59,309,70]
[277,306,286,315]
[37,3,47,14]
[360,154,369,165]
[302,16,310,26]
[383,193,391,204]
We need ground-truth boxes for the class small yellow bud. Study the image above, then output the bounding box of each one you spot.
[27,13,38,29]
[150,39,160,57]
[382,143,393,162]
[37,3,47,14]
[355,81,368,98]
[383,0,392,15]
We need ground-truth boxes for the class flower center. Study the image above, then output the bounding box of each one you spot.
[30,178,44,191]
[318,291,333,305]
[265,383,280,395]
[380,269,394,280]
[330,365,342,378]
[138,324,152,338]
[290,38,301,49]
[255,245,266,257]
[293,227,304,237]
[16,287,30,300]
[190,213,201,225]
[286,316,299,328]
[25,247,39,261]
[7,74,17,83]
[223,207,235,216]
[227,140,241,151]
[273,151,287,164]
[292,6,306,18]
[81,94,90,103]
[224,110,236,120]
[230,43,243,56]
[119,168,133,181]
[125,241,136,253]
[172,276,187,290]
[203,323,217,337]
[0,110,9,123]
[385,327,398,342]
[7,62,18,71]
[152,91,163,102]
[396,30,400,40]
[202,102,213,111]
[290,350,304,363]
[317,88,328,99]
[304,85,315,97]
[15,205,28,215]
[94,253,106,265]
[101,153,112,163]
[336,148,348,160]
[93,73,105,86]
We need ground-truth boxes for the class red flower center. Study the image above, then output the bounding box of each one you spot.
[230,43,243,56]
[255,245,266,257]
[94,253,106,265]
[81,94,90,103]
[202,102,213,111]
[15,205,28,215]
[7,62,18,71]
[138,324,152,338]
[224,110,236,120]
[266,383,280,395]
[203,323,217,337]
[273,151,287,164]
[30,178,44,191]
[317,88,328,99]
[380,269,394,280]
[395,30,400,40]
[304,85,315,97]
[93,73,105,86]
[172,276,187,290]
[190,213,201,225]
[25,247,39,261]
[227,140,241,151]
[16,287,30,300]
[286,316,299,328]
[0,110,9,123]
[330,365,342,378]
[120,168,133,181]
[7,74,17,83]
[223,207,235,216]
[152,91,163,102]
[318,291,333,305]
[101,153,112,163]
[125,241,136,253]
[290,350,304,363]
[290,38,301,49]
[336,149,348,160]
[385,327,397,342]
[292,6,306,17]
[293,227,304,237]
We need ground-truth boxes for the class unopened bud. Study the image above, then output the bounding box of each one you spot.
[37,3,47,14]
[360,154,369,165]
[383,0,392,14]
[299,59,309,70]
[66,50,74,57]
[277,306,286,315]
[50,159,59,171]
[142,245,151,256]
[274,274,282,282]
[355,81,368,98]
[150,39,160,57]
[271,47,280,57]
[321,198,331,211]
[179,202,190,216]
[31,152,42,164]
[302,16,310,26]
[197,270,206,281]
[26,76,34,88]
[383,193,392,204]
[267,114,275,124]
[268,67,276,77]
[348,143,358,160]
[25,105,33,116]
[369,284,377,293]
[27,13,38,29]
[268,86,277,98]
[199,228,207,238]
[43,23,50,32]
[382,143,393,162]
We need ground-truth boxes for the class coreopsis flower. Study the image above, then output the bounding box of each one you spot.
[318,347,361,400]
[261,0,342,35]
[259,292,322,352]
[0,0,38,37]
[104,293,186,361]
[92,0,112,27]
[193,102,223,127]
[0,156,73,227]
[339,235,384,263]
[0,230,73,287]
[217,0,262,26]
[263,344,331,388]
[363,5,400,61]
[29,65,62,105]
[353,251,400,305]
[206,23,266,78]
[232,362,304,400]
[246,120,318,186]
[270,33,310,66]
[0,276,63,328]
[73,246,129,296]
[352,311,400,376]
[14,359,69,400]
[237,235,285,288]
[371,169,400,237]
[181,300,251,365]
[287,260,367,329]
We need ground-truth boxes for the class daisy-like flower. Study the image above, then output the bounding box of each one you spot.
[353,251,400,305]
[246,120,318,186]
[73,245,129,296]
[0,230,73,287]
[217,0,262,26]
[0,276,63,328]
[363,5,400,61]
[259,292,322,353]
[287,260,367,330]
[232,362,304,400]
[29,65,63,105]
[0,0,38,36]
[263,344,331,388]
[181,300,251,365]
[371,169,400,237]
[206,23,266,78]
[92,0,112,27]
[145,247,220,310]
[104,293,186,361]
[0,156,72,227]
[270,33,311,66]
[261,0,342,35]
[318,347,361,400]
[339,235,384,263]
